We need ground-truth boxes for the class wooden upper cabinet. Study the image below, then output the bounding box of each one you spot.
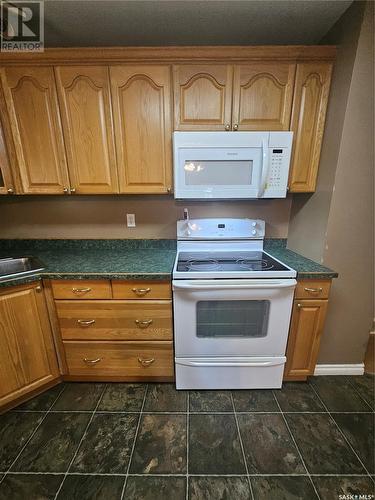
[0,67,70,194]
[110,65,172,194]
[0,284,60,408]
[232,63,296,130]
[0,117,14,194]
[55,66,119,194]
[173,65,233,130]
[289,62,332,192]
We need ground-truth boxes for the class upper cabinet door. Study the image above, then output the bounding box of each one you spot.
[110,65,172,194]
[173,65,233,130]
[0,67,70,194]
[0,118,15,195]
[289,63,332,192]
[55,66,119,194]
[232,63,296,131]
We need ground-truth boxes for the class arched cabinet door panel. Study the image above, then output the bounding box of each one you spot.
[55,66,119,194]
[232,63,296,130]
[289,63,332,192]
[173,65,233,130]
[110,66,172,194]
[0,117,15,194]
[0,67,70,194]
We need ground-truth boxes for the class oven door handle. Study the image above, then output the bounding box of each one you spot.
[172,279,296,291]
[176,359,286,367]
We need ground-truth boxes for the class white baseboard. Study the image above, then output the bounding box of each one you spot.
[314,363,364,376]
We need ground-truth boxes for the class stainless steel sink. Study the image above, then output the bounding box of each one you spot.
[0,257,45,281]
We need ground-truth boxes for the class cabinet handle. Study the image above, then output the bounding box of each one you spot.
[138,357,155,367]
[63,187,69,194]
[7,188,14,194]
[72,287,92,294]
[35,285,42,292]
[304,287,323,294]
[83,357,102,365]
[297,303,302,308]
[233,124,239,131]
[135,319,153,328]
[70,187,76,194]
[224,124,231,131]
[132,287,151,296]
[77,319,96,327]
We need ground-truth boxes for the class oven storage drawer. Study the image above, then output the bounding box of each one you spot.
[175,356,286,389]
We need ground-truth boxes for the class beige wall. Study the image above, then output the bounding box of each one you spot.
[0,195,292,239]
[287,1,365,262]
[288,1,374,364]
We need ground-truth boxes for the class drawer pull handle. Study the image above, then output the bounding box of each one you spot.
[77,319,96,327]
[72,287,92,294]
[132,287,151,296]
[138,357,155,367]
[83,357,102,365]
[135,319,153,328]
[304,287,323,294]
[297,303,302,308]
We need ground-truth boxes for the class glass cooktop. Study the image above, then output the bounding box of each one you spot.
[176,251,290,273]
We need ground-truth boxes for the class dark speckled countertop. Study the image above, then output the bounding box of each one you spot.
[0,239,337,288]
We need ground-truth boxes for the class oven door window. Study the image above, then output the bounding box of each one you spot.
[196,300,270,338]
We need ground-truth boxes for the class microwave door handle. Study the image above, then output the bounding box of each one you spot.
[258,139,269,197]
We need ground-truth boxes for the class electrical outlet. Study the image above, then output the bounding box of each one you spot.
[126,213,136,227]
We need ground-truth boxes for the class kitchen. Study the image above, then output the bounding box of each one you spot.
[0,1,373,499]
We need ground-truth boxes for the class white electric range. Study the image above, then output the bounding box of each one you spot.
[172,218,296,389]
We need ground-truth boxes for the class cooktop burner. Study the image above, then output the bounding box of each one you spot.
[176,251,289,273]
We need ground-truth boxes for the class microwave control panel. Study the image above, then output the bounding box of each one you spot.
[264,147,291,196]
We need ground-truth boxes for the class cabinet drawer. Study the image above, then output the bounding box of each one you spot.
[64,341,174,378]
[52,280,112,300]
[295,280,331,300]
[56,300,173,341]
[112,281,171,299]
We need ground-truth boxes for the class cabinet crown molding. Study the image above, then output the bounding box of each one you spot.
[0,45,336,65]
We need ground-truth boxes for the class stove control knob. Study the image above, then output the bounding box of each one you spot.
[251,222,257,227]
[251,229,257,236]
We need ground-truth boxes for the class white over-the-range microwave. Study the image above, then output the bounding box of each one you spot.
[173,131,293,199]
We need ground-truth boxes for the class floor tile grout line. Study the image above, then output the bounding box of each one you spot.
[53,383,108,500]
[120,383,149,500]
[186,391,189,500]
[0,383,67,487]
[271,390,321,500]
[10,409,375,415]
[230,393,255,500]
[1,471,372,477]
[343,375,375,411]
[308,382,374,481]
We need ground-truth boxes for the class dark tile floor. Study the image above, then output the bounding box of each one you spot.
[0,375,373,500]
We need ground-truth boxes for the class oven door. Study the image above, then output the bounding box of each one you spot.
[172,279,296,357]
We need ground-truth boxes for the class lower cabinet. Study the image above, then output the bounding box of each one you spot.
[0,282,60,410]
[284,279,331,381]
[63,341,174,380]
[51,279,175,382]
